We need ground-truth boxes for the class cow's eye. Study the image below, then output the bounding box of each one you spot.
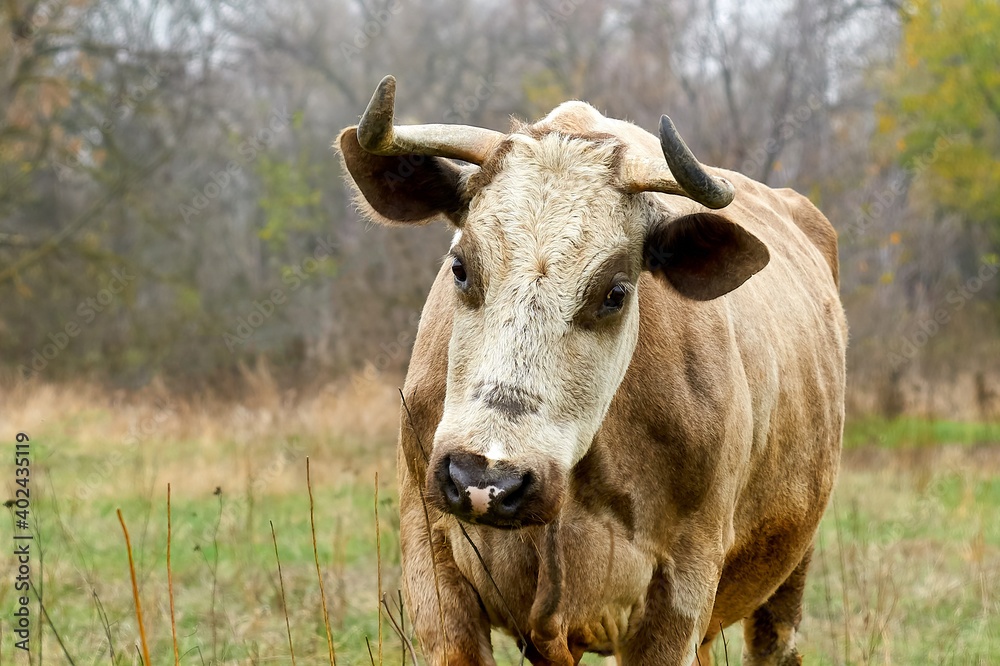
[603,284,628,311]
[452,256,468,287]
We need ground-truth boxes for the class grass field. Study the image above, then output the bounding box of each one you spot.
[1,377,998,665]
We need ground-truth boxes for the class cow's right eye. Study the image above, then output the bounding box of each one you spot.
[603,284,628,310]
[452,256,468,287]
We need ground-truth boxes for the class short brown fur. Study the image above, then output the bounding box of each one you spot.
[341,98,846,665]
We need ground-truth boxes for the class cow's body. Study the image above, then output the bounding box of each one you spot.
[341,86,846,665]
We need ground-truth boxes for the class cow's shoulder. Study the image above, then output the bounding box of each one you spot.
[772,187,840,287]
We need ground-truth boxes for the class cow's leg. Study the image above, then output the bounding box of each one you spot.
[399,448,495,665]
[621,554,722,666]
[741,543,813,666]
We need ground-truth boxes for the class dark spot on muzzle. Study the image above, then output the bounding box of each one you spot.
[472,382,541,421]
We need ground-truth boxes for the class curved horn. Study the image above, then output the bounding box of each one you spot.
[621,115,735,209]
[357,75,503,165]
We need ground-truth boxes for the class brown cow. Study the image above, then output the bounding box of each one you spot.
[337,76,846,666]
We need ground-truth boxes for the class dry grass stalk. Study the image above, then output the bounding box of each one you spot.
[30,580,76,665]
[381,593,419,666]
[399,390,450,663]
[834,502,852,663]
[270,520,297,666]
[117,509,151,666]
[455,521,527,648]
[208,489,223,662]
[719,621,729,665]
[93,591,116,663]
[167,483,180,666]
[307,457,338,666]
[817,532,841,664]
[0,378,403,500]
[398,589,406,666]
[376,471,383,666]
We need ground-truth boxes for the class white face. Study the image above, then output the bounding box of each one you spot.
[432,134,646,486]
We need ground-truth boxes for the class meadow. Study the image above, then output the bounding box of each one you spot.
[1,373,997,665]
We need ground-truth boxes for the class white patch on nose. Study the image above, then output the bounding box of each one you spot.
[466,485,500,515]
[484,442,507,462]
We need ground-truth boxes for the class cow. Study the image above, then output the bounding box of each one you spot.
[337,75,846,666]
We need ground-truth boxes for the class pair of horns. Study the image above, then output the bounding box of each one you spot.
[356,75,734,210]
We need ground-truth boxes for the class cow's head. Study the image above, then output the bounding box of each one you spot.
[338,76,768,528]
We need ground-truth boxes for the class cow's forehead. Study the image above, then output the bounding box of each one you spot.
[462,132,643,275]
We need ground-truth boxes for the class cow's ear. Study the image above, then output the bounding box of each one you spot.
[644,212,770,301]
[337,127,469,226]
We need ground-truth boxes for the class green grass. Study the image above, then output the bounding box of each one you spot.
[798,461,1000,666]
[700,451,1000,666]
[2,401,998,665]
[2,415,407,666]
[844,416,1000,449]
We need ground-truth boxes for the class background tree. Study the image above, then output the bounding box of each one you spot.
[877,0,1000,243]
[1,0,996,418]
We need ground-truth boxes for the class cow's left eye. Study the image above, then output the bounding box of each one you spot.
[452,256,468,287]
[603,284,628,311]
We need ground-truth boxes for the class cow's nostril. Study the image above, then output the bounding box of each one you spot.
[441,455,463,507]
[494,471,531,516]
[443,477,462,507]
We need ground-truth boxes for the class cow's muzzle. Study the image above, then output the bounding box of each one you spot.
[430,451,561,528]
